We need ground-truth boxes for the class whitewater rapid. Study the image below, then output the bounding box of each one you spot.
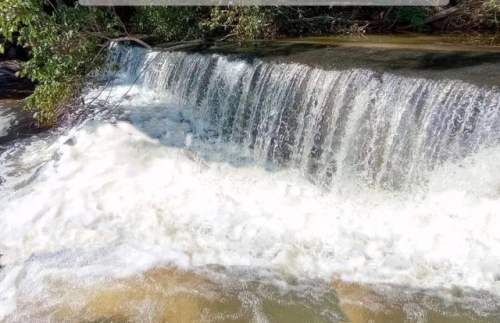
[1,46,500,321]
[0,103,15,138]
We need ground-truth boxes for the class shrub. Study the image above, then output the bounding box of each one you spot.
[202,6,273,40]
[390,6,432,31]
[131,7,207,41]
[0,0,120,125]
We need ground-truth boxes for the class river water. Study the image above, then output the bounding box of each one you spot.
[0,44,500,322]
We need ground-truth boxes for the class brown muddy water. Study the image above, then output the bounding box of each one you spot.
[4,266,500,323]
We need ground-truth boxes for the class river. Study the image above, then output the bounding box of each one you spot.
[0,41,499,322]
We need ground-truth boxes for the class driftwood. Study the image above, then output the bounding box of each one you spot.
[155,34,237,51]
[288,16,348,24]
[287,16,380,26]
[156,39,210,50]
[161,42,213,51]
[400,7,461,30]
[424,7,460,24]
[215,33,237,43]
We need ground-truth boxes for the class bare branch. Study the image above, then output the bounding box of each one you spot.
[102,37,152,50]
[215,33,237,43]
[425,7,460,24]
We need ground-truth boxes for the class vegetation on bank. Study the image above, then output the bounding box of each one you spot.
[0,0,123,125]
[131,2,500,41]
[1,0,499,126]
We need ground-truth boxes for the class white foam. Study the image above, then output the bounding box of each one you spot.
[1,115,499,294]
[0,106,14,138]
[1,73,500,320]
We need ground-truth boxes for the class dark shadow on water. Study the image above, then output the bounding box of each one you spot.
[0,59,35,100]
[183,42,500,88]
[416,52,500,70]
[187,42,337,61]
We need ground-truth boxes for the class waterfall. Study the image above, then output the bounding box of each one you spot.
[109,45,500,190]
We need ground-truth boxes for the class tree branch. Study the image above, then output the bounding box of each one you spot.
[102,36,152,50]
[424,7,460,24]
[286,16,378,26]
[400,7,461,30]
[215,33,236,43]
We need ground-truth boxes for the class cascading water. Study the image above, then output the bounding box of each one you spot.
[0,44,500,322]
[111,46,500,190]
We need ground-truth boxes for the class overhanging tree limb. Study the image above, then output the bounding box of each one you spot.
[101,36,152,50]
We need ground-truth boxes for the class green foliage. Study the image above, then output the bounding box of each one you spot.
[391,7,431,32]
[0,0,119,125]
[132,6,207,41]
[131,6,274,41]
[200,7,239,37]
[201,7,273,40]
[234,7,273,40]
